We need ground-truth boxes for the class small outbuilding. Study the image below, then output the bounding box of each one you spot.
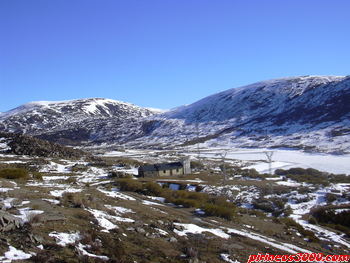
[138,158,191,177]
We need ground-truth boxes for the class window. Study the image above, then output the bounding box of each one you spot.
[163,170,166,173]
[176,169,179,172]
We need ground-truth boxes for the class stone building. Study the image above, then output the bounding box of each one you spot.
[138,158,191,177]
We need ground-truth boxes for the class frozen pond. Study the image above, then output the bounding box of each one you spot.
[197,148,350,175]
[102,148,350,175]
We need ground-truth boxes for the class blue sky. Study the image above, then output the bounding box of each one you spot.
[1,0,349,112]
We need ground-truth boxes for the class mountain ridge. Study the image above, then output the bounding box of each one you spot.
[1,75,349,153]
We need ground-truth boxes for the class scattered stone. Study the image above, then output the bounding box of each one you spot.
[2,132,98,160]
[169,237,178,243]
[146,232,160,239]
[135,227,146,234]
[165,220,174,230]
[0,210,24,231]
[174,225,184,231]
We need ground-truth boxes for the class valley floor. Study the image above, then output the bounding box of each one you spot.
[0,146,349,262]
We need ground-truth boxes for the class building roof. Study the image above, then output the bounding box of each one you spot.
[140,162,183,172]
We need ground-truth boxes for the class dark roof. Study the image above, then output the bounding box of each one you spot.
[139,162,183,172]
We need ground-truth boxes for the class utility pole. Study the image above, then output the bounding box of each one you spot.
[264,151,274,176]
[196,123,202,169]
[217,151,228,184]
[264,151,274,195]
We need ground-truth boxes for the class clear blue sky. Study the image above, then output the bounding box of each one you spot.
[1,0,349,112]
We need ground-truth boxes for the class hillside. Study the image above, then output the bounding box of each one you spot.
[0,132,103,162]
[0,98,160,145]
[127,75,350,152]
[0,76,349,153]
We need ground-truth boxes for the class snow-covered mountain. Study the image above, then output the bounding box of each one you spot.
[127,75,350,153]
[1,76,349,153]
[0,98,160,145]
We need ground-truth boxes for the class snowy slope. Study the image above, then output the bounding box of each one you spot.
[0,98,160,144]
[126,75,350,152]
[162,75,346,122]
[1,76,349,152]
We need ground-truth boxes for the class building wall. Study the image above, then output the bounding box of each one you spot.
[139,165,185,177]
[181,157,191,174]
[159,168,183,176]
[143,170,159,177]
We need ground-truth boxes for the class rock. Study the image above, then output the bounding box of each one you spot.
[135,227,146,234]
[146,232,160,239]
[174,225,184,231]
[3,132,95,160]
[169,237,178,243]
[157,220,164,225]
[165,221,174,230]
[0,210,24,231]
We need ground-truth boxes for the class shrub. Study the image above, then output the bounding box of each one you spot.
[275,167,328,186]
[248,210,267,218]
[61,192,89,208]
[329,174,350,184]
[162,191,189,204]
[144,182,163,196]
[0,168,29,179]
[328,224,350,236]
[313,208,350,229]
[65,176,77,184]
[174,198,201,208]
[308,216,317,225]
[298,228,319,242]
[325,193,340,204]
[178,182,188,190]
[195,185,204,192]
[119,178,143,192]
[32,172,43,180]
[287,173,329,187]
[188,192,210,205]
[283,206,293,217]
[273,199,285,210]
[253,201,274,212]
[210,196,236,210]
[161,188,176,203]
[242,168,261,178]
[279,217,319,242]
[203,203,236,220]
[171,190,190,200]
[279,217,299,228]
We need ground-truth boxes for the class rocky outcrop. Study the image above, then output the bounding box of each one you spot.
[0,132,91,159]
[0,210,23,232]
